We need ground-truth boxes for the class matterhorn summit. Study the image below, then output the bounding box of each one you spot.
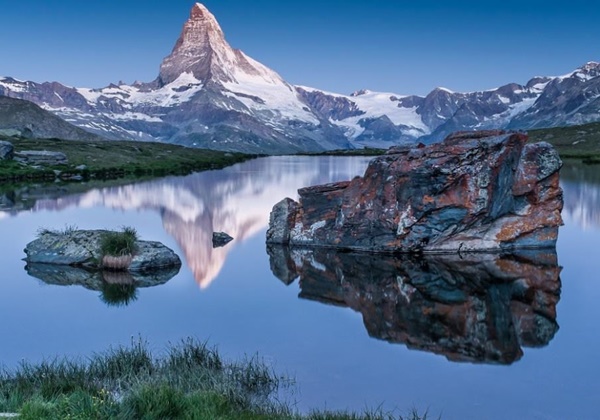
[158,3,283,87]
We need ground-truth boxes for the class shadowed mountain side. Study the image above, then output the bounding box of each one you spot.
[268,246,561,365]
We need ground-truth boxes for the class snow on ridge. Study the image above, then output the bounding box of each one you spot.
[298,85,428,135]
[223,65,319,124]
[0,79,28,93]
[77,72,204,108]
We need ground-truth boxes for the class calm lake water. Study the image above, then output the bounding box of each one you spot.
[0,156,598,420]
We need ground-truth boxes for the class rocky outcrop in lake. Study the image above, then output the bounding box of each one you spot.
[267,131,564,252]
[268,245,561,364]
[24,229,181,272]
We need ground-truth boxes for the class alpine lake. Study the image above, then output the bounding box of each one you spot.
[0,155,597,420]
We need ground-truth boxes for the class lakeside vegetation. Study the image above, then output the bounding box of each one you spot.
[0,339,430,420]
[528,122,600,163]
[0,137,252,183]
[296,122,600,163]
[2,121,600,186]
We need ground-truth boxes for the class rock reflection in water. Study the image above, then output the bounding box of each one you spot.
[268,246,561,364]
[25,263,180,307]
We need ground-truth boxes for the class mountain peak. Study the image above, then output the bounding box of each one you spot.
[189,3,221,29]
[158,3,228,85]
[191,2,210,17]
[157,3,284,88]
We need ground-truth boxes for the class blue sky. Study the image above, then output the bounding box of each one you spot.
[0,0,597,95]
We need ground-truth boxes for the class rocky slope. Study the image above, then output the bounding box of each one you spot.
[0,96,103,141]
[1,3,600,152]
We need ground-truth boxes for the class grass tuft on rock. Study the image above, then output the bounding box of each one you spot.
[36,224,78,238]
[99,226,138,258]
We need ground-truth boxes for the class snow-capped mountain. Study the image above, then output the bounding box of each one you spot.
[1,3,600,153]
[0,4,350,154]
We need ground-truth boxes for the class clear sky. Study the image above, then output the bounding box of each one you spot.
[0,0,597,95]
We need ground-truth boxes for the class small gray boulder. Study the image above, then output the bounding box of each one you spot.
[212,231,234,248]
[0,140,14,161]
[14,150,68,166]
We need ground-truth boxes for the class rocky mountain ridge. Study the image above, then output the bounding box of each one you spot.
[1,3,599,153]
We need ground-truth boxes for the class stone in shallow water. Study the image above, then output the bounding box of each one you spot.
[212,231,234,248]
[24,229,181,272]
[267,131,564,253]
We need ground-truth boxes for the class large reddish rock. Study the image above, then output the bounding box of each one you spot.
[267,131,563,252]
[268,245,561,364]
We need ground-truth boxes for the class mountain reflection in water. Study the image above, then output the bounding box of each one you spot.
[5,157,372,289]
[268,246,561,365]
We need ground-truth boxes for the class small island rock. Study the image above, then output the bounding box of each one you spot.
[24,230,181,272]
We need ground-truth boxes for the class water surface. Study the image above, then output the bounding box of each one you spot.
[0,156,598,420]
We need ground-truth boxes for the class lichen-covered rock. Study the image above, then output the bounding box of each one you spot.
[267,131,563,252]
[268,245,561,364]
[0,140,14,160]
[24,230,181,272]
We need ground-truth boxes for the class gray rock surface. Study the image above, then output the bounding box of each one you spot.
[24,229,181,272]
[14,150,68,166]
[0,140,14,160]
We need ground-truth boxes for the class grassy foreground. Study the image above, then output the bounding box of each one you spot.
[0,340,430,420]
[0,137,251,183]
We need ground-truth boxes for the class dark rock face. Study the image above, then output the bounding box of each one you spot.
[24,230,181,272]
[296,87,365,121]
[267,245,561,364]
[267,131,563,252]
[0,140,13,160]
